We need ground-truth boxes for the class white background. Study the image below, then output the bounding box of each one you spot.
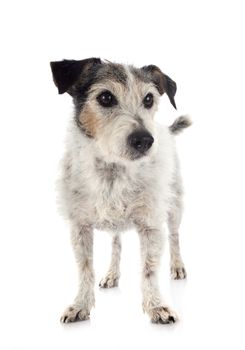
[0,0,245,349]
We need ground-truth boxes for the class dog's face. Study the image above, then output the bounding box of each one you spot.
[50,58,177,162]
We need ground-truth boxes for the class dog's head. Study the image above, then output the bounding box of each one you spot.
[50,58,177,161]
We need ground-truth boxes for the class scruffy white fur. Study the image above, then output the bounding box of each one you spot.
[54,63,188,324]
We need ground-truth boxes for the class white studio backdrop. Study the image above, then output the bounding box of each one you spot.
[0,0,244,349]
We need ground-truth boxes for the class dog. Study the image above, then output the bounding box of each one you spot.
[50,58,191,324]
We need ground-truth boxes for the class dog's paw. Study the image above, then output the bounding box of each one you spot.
[150,306,178,324]
[99,272,119,288]
[60,305,90,323]
[171,265,187,280]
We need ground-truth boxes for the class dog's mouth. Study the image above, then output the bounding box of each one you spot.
[128,149,150,160]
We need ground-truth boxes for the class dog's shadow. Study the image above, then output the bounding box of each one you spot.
[98,286,122,296]
[170,278,187,315]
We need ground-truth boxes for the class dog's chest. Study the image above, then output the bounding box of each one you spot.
[91,159,136,230]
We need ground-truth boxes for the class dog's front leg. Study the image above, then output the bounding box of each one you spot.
[99,234,121,288]
[60,223,94,323]
[137,226,178,324]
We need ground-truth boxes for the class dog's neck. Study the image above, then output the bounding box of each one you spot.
[94,157,127,182]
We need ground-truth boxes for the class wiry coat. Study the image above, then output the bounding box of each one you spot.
[51,58,190,324]
[59,121,177,231]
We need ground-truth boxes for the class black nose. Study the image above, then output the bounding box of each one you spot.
[128,131,154,153]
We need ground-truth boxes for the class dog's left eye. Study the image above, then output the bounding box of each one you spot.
[97,90,118,108]
[143,93,154,109]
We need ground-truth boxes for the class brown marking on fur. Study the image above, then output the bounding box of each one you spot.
[79,107,100,138]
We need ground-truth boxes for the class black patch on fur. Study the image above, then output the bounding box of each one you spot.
[73,66,103,118]
[50,58,102,94]
[50,58,103,135]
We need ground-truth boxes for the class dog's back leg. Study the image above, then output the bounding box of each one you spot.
[99,234,121,288]
[168,182,187,280]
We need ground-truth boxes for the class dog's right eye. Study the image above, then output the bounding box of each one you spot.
[97,90,118,108]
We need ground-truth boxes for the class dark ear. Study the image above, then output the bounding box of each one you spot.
[50,58,102,94]
[141,65,177,109]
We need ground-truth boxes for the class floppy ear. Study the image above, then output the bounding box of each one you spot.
[141,65,177,109]
[50,58,102,94]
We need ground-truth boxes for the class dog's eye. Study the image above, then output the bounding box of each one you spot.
[97,90,118,108]
[143,93,154,109]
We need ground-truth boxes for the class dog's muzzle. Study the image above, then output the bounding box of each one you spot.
[128,130,154,154]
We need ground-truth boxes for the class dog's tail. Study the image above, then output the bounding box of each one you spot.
[169,115,192,135]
